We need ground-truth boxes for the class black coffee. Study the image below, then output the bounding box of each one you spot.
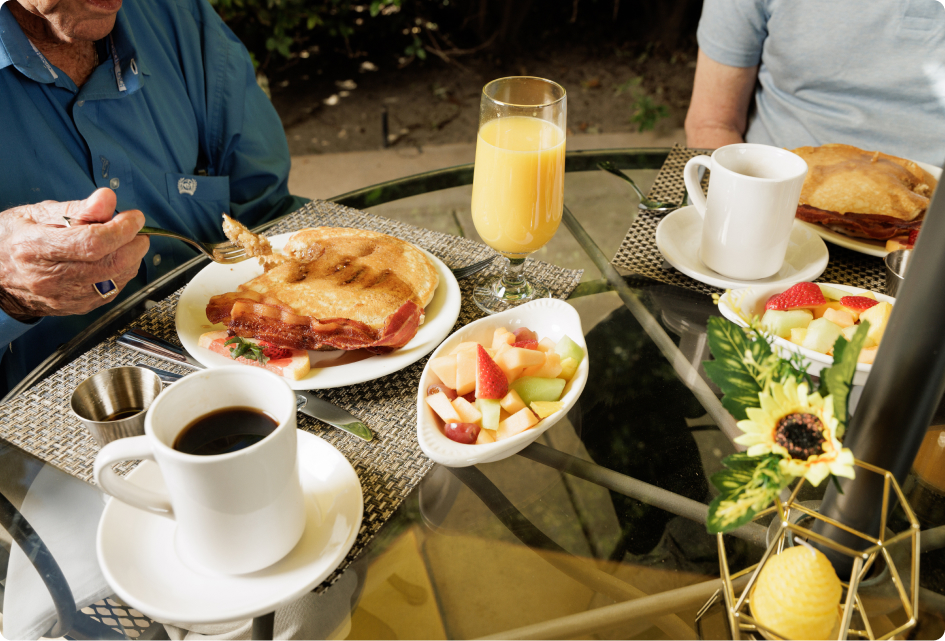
[173,407,277,456]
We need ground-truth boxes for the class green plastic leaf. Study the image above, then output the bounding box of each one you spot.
[706,454,789,534]
[817,321,870,436]
[704,317,770,420]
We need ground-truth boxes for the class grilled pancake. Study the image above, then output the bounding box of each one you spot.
[208,219,438,352]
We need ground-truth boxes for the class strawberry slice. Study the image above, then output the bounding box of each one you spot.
[840,296,879,311]
[511,339,540,350]
[475,344,508,399]
[908,228,920,246]
[764,282,826,311]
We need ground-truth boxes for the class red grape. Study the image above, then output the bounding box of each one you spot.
[514,327,538,342]
[426,384,457,400]
[461,391,477,403]
[444,422,480,444]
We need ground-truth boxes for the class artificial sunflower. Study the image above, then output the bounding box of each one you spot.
[735,378,856,486]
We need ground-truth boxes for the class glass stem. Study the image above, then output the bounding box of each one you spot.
[497,257,529,298]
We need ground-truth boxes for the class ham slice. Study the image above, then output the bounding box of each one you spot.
[197,331,311,380]
[206,293,422,355]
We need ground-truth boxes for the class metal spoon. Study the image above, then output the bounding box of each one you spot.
[597,161,680,214]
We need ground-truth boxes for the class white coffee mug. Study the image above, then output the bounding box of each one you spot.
[684,143,808,280]
[93,366,305,575]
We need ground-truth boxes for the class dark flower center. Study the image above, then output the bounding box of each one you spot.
[775,412,826,460]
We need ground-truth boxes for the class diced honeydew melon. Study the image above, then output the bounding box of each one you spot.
[496,407,539,440]
[429,355,458,390]
[426,392,461,423]
[499,390,526,414]
[554,335,585,365]
[537,338,557,353]
[558,357,578,382]
[822,307,855,329]
[801,318,844,354]
[475,398,501,430]
[859,301,893,344]
[761,309,814,339]
[521,352,563,379]
[817,284,849,301]
[511,376,567,407]
[451,396,483,424]
[789,328,807,346]
[455,348,477,396]
[476,428,496,445]
[840,325,877,348]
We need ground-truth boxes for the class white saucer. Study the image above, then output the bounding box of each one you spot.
[96,431,363,625]
[655,205,829,290]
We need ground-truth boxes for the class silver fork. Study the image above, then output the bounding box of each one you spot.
[450,255,498,279]
[137,226,248,264]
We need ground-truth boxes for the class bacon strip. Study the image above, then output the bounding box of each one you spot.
[206,292,422,352]
[796,204,923,240]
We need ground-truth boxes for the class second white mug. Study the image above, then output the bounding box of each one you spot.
[684,143,808,280]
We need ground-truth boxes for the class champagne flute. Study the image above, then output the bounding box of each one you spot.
[470,77,567,313]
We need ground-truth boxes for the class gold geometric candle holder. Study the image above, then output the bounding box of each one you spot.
[704,459,920,640]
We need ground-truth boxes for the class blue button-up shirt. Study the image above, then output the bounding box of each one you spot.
[0,0,307,395]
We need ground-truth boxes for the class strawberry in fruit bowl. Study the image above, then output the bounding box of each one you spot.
[718,282,895,387]
[416,298,588,467]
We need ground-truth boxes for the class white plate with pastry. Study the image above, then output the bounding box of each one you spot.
[175,229,461,390]
[791,146,940,257]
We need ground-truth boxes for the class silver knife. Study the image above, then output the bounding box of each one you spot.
[118,329,374,442]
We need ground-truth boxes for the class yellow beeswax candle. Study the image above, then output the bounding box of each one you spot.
[750,544,842,640]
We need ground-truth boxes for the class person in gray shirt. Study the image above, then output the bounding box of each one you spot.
[685,0,945,167]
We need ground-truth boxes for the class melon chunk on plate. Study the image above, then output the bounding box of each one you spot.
[801,318,843,354]
[859,301,893,344]
[451,396,482,424]
[858,346,879,364]
[476,428,496,445]
[455,349,477,396]
[476,398,501,431]
[429,355,458,390]
[426,392,461,423]
[521,352,563,379]
[840,325,877,348]
[496,407,539,441]
[558,357,578,382]
[530,401,564,418]
[511,376,567,407]
[499,390,526,414]
[822,308,855,329]
[198,331,310,380]
[761,309,813,339]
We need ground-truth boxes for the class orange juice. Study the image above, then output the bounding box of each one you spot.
[471,116,566,256]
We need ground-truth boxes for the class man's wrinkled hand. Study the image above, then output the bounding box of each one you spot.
[0,188,150,321]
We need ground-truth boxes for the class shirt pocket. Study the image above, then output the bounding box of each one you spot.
[902,0,945,32]
[165,173,231,239]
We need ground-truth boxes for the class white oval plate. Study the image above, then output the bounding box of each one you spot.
[717,283,894,386]
[655,206,829,290]
[796,159,941,257]
[416,298,588,467]
[175,233,462,390]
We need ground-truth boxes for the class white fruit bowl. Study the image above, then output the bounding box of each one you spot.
[717,283,895,387]
[416,298,588,467]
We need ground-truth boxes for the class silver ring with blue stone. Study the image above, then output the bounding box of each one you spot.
[62,216,119,299]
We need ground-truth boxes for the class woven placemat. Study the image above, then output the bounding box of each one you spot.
[0,199,582,593]
[612,144,889,295]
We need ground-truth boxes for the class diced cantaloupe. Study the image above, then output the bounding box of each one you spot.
[809,301,845,319]
[495,347,544,382]
[858,346,879,364]
[496,407,539,440]
[840,325,877,348]
[451,396,483,424]
[452,342,481,354]
[521,352,563,379]
[429,355,457,390]
[558,357,578,381]
[822,307,855,329]
[476,428,496,445]
[499,389,527,414]
[859,301,893,344]
[537,338,556,353]
[492,328,515,351]
[426,392,461,422]
[455,348,477,396]
[789,328,807,346]
[476,398,501,431]
[511,377,567,406]
[530,401,564,418]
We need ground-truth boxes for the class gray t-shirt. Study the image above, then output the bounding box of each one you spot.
[697,0,945,167]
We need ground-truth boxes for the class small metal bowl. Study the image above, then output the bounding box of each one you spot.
[70,366,164,447]
[885,249,913,297]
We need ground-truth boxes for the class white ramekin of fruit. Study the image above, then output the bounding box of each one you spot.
[416,298,588,467]
[718,282,894,386]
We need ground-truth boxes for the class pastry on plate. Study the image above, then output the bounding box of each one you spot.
[206,217,438,354]
[791,143,937,240]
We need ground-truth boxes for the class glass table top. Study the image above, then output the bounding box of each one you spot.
[1,148,944,640]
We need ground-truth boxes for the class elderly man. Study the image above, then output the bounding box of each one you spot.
[0,0,306,395]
